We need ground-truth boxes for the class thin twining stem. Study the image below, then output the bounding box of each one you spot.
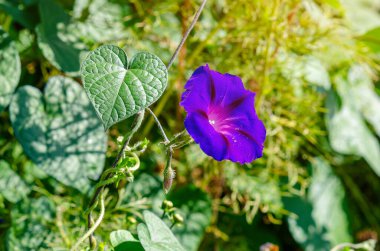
[146,108,170,144]
[166,0,208,70]
[72,191,106,251]
[86,111,144,248]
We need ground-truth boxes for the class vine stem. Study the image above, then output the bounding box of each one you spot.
[166,0,208,70]
[86,111,144,248]
[146,108,170,143]
[72,191,106,251]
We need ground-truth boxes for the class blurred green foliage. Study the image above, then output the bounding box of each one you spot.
[0,0,379,250]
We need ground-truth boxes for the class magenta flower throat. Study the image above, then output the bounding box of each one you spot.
[180,65,266,164]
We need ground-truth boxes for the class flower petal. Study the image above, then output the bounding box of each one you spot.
[181,64,266,164]
[184,111,228,161]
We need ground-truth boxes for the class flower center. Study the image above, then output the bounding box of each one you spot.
[207,111,227,133]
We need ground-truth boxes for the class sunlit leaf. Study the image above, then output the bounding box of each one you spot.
[81,45,168,129]
[9,76,107,192]
[329,69,380,176]
[0,28,21,112]
[0,161,30,203]
[137,211,185,251]
[358,27,380,54]
[110,229,144,251]
[284,158,352,250]
[6,197,60,250]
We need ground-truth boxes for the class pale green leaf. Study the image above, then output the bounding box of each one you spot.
[9,76,107,192]
[81,45,168,129]
[329,68,380,175]
[0,28,21,112]
[284,158,352,251]
[342,0,380,33]
[346,66,380,137]
[110,229,144,251]
[110,230,138,246]
[0,160,30,203]
[137,211,185,251]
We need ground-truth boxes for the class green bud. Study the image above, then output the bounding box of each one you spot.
[173,213,184,224]
[127,216,137,224]
[162,200,174,209]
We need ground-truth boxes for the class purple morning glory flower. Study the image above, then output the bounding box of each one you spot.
[180,65,266,164]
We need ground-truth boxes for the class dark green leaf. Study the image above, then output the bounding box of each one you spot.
[36,0,86,74]
[81,45,168,129]
[9,76,107,193]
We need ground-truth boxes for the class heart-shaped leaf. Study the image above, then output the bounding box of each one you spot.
[137,211,185,251]
[81,45,168,129]
[0,28,21,112]
[110,230,144,251]
[9,76,107,193]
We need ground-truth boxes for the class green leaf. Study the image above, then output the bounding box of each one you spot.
[6,197,61,250]
[137,211,185,251]
[110,230,138,246]
[345,66,380,137]
[36,0,87,74]
[9,76,107,193]
[0,161,30,203]
[168,186,212,251]
[358,27,380,54]
[327,72,380,176]
[0,28,21,112]
[110,230,144,251]
[284,158,352,250]
[71,0,132,44]
[341,0,380,33]
[0,1,38,29]
[81,45,168,129]
[303,56,331,89]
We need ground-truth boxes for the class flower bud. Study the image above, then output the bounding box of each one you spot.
[163,167,175,194]
[173,213,184,224]
[161,200,174,210]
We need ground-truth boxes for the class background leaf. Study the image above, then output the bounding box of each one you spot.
[0,28,21,112]
[36,0,87,74]
[9,76,107,193]
[0,161,30,203]
[169,186,212,251]
[6,197,60,251]
[81,45,168,129]
[327,86,380,176]
[284,158,352,250]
